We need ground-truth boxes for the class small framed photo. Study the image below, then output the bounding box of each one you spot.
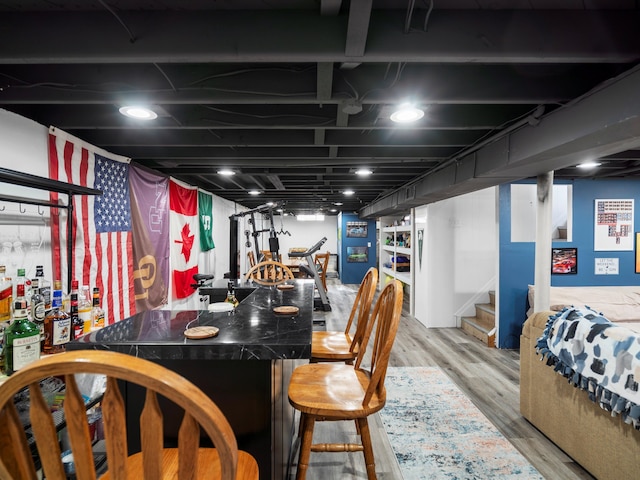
[552,247,578,274]
[346,246,368,263]
[635,233,640,273]
[346,222,368,238]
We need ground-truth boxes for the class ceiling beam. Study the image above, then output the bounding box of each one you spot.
[361,66,640,217]
[1,11,639,64]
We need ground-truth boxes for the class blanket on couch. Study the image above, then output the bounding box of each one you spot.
[536,306,640,429]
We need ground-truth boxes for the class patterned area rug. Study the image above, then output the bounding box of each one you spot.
[380,366,543,480]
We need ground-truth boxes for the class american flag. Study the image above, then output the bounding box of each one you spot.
[48,127,135,325]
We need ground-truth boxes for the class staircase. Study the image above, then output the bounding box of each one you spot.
[460,291,496,347]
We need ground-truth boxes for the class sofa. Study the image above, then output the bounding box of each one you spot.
[520,309,640,480]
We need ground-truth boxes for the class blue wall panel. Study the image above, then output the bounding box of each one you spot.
[498,179,640,349]
[339,213,377,285]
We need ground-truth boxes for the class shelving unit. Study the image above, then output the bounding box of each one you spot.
[378,212,415,315]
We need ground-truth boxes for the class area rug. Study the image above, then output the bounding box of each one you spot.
[380,366,543,480]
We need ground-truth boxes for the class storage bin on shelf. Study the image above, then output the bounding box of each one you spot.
[383,255,411,272]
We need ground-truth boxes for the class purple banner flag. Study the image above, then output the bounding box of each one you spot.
[129,165,170,310]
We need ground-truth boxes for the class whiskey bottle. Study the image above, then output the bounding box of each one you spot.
[43,288,71,354]
[29,278,46,348]
[91,287,105,330]
[70,281,83,340]
[35,265,52,311]
[78,285,92,334]
[4,284,40,375]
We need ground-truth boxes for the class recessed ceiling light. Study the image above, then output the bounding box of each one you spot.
[217,169,235,176]
[248,190,261,196]
[355,168,373,176]
[390,103,424,123]
[330,208,338,213]
[343,190,355,196]
[118,105,158,120]
[334,202,343,206]
[577,161,601,169]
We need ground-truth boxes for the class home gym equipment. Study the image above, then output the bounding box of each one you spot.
[288,237,331,311]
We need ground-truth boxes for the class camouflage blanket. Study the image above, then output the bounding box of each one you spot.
[536,306,640,429]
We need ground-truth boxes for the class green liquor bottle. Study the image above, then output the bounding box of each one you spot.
[4,284,40,375]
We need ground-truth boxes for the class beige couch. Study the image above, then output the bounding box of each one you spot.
[520,311,640,480]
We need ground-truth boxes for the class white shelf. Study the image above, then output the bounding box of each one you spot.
[382,267,412,285]
[382,225,411,233]
[382,245,410,255]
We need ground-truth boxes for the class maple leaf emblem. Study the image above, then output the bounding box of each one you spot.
[175,223,195,262]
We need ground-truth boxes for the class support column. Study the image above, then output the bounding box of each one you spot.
[533,172,553,313]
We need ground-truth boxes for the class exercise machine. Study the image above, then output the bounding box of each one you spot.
[288,237,331,311]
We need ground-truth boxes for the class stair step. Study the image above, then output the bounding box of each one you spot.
[460,316,496,348]
[475,303,495,324]
[488,290,495,307]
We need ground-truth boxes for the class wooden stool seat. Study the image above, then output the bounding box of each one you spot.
[309,331,355,362]
[99,449,259,479]
[288,364,384,419]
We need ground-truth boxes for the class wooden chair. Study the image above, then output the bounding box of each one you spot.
[313,251,330,291]
[0,350,259,480]
[247,250,256,268]
[310,267,378,364]
[244,260,295,286]
[288,279,403,480]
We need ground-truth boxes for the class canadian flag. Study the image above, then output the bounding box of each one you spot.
[169,179,200,304]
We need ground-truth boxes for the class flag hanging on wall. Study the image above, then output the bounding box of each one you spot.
[129,165,170,311]
[169,179,200,303]
[48,127,135,325]
[198,189,215,252]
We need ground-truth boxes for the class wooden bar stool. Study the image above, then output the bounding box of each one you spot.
[310,267,378,364]
[245,260,295,286]
[288,279,403,480]
[0,350,259,480]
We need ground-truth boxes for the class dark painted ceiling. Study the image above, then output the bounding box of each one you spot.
[1,1,640,217]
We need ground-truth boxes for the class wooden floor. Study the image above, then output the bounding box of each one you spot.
[286,280,596,480]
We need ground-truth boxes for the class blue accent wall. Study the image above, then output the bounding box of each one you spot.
[339,213,377,285]
[498,179,640,349]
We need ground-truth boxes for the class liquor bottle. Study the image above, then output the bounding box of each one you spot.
[54,279,70,313]
[43,288,71,354]
[3,284,40,375]
[78,285,92,334]
[91,287,105,330]
[0,265,12,322]
[15,268,27,304]
[225,281,239,307]
[35,265,52,311]
[29,278,46,348]
[70,281,83,340]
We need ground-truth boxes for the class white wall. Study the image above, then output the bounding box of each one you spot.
[413,187,498,328]
[0,108,239,307]
[236,213,338,275]
[0,109,52,280]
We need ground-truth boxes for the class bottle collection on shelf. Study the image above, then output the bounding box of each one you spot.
[0,264,108,375]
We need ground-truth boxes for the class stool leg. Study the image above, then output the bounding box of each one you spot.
[296,413,316,480]
[357,417,376,480]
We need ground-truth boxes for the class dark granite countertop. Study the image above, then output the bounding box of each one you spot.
[66,279,314,360]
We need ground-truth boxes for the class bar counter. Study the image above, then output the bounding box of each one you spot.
[67,278,315,480]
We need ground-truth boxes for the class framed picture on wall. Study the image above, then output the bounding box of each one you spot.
[346,221,368,238]
[635,233,640,273]
[346,246,368,263]
[551,247,578,274]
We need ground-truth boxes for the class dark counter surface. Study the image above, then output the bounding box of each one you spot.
[66,279,314,360]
